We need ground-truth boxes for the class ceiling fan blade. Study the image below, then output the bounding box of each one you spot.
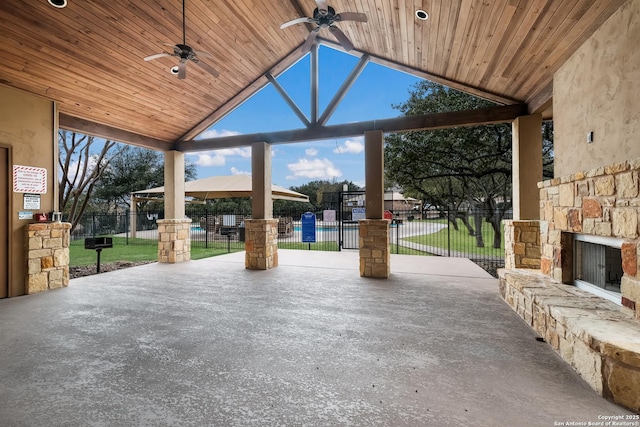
[315,0,328,13]
[193,50,212,59]
[178,61,187,79]
[195,59,220,78]
[144,52,172,61]
[335,12,368,23]
[329,25,354,51]
[301,28,320,52]
[280,17,313,29]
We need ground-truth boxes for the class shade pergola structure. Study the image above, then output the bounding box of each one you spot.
[131,175,309,203]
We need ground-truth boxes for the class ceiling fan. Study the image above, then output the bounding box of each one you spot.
[144,0,219,79]
[280,0,367,52]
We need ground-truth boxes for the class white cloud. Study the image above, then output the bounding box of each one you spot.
[193,152,226,167]
[197,129,240,139]
[305,148,318,156]
[230,167,251,176]
[333,138,364,154]
[191,146,251,167]
[286,158,342,180]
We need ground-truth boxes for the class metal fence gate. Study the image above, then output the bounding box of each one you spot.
[339,191,365,249]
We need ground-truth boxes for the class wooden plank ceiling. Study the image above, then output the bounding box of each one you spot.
[0,0,627,150]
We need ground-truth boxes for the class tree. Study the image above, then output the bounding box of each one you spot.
[92,145,197,212]
[385,81,554,249]
[288,180,361,210]
[58,130,123,231]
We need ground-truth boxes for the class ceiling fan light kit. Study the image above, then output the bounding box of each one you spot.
[280,0,367,52]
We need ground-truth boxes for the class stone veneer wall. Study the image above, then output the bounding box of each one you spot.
[25,222,71,294]
[539,158,640,318]
[245,219,278,270]
[157,219,191,263]
[503,221,541,269]
[359,219,390,278]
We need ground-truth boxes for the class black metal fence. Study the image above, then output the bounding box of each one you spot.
[69,207,511,275]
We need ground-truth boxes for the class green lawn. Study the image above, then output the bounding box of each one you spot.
[402,218,505,257]
[70,237,341,267]
[70,237,243,267]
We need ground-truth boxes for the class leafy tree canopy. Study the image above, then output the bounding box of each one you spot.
[92,145,197,211]
[385,80,553,248]
[288,180,361,210]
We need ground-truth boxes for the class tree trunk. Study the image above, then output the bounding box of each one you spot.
[490,218,501,248]
[473,209,485,247]
[447,210,459,231]
[457,212,475,236]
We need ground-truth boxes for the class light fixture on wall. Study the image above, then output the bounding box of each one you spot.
[47,0,68,8]
[415,10,429,21]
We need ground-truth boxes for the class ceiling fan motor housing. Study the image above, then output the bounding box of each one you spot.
[314,6,337,27]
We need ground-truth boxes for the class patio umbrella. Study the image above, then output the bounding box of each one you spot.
[132,174,309,202]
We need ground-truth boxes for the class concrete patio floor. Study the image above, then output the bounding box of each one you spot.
[0,250,631,426]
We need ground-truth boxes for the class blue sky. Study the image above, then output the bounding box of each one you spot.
[188,45,423,189]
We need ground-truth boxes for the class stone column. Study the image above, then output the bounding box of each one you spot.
[246,142,278,270]
[25,222,71,294]
[359,219,390,278]
[244,219,279,270]
[158,150,190,263]
[503,220,541,269]
[512,114,543,220]
[157,218,191,263]
[360,130,390,278]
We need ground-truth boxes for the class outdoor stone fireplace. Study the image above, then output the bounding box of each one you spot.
[499,158,640,412]
[539,159,640,316]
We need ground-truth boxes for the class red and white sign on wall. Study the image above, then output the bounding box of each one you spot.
[13,165,47,194]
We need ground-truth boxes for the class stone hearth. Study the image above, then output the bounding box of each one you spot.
[500,158,640,413]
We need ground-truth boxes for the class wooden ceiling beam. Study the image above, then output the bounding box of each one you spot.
[175,103,528,152]
[527,80,553,118]
[59,113,170,151]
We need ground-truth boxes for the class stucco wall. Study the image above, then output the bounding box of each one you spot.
[0,84,56,297]
[554,0,640,177]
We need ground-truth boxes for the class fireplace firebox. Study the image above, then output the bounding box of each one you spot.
[573,235,623,304]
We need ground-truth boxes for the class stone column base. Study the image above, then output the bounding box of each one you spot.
[503,220,541,269]
[25,222,71,294]
[245,219,278,270]
[359,219,390,278]
[157,218,191,263]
